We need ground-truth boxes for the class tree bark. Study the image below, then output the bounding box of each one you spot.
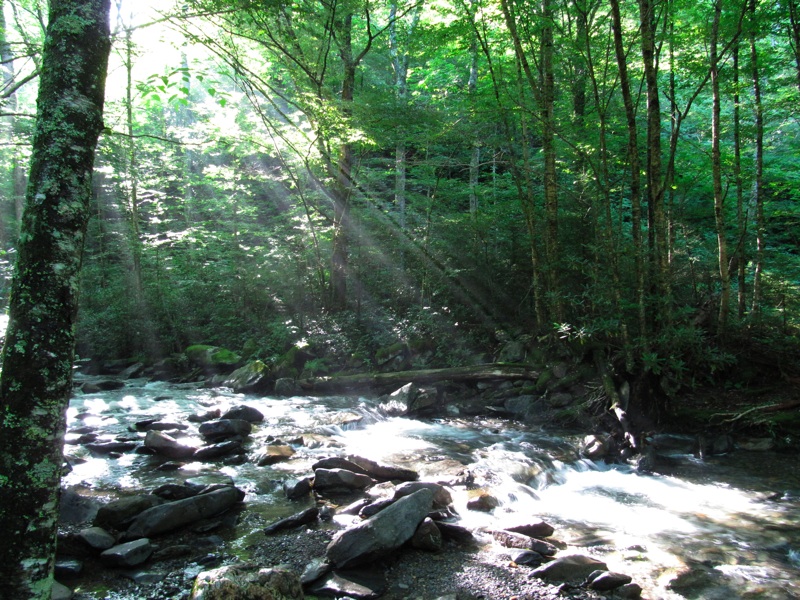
[749,0,764,316]
[710,0,730,334]
[0,2,110,599]
[299,363,541,393]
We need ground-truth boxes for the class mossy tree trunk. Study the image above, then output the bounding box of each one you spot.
[0,1,110,598]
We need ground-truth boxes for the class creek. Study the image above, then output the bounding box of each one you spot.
[63,377,800,599]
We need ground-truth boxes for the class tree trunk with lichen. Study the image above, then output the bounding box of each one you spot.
[0,1,110,598]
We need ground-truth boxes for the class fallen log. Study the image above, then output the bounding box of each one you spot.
[297,363,540,394]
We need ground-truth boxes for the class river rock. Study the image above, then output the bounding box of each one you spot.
[306,567,387,600]
[283,477,313,500]
[588,570,633,591]
[301,557,332,584]
[617,582,644,598]
[144,430,197,459]
[274,377,299,396]
[503,520,556,539]
[257,444,295,465]
[199,419,252,441]
[195,440,244,461]
[379,383,439,417]
[55,558,83,577]
[191,564,303,600]
[437,521,475,544]
[152,483,199,501]
[467,490,499,511]
[492,530,557,555]
[78,526,116,551]
[123,486,243,539]
[511,549,545,566]
[135,419,189,432]
[84,441,139,455]
[411,517,442,551]
[100,538,154,567]
[52,581,72,600]
[263,506,319,534]
[394,481,452,509]
[59,488,100,524]
[222,404,265,423]
[188,409,221,423]
[221,360,272,394]
[314,468,376,492]
[95,495,165,529]
[529,554,608,582]
[345,455,419,482]
[327,488,435,568]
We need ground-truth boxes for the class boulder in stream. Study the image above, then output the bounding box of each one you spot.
[100,538,154,567]
[191,564,303,600]
[326,488,434,568]
[314,468,376,493]
[529,554,608,583]
[144,430,197,459]
[123,486,243,539]
[198,419,252,442]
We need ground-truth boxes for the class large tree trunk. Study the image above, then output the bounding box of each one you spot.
[0,2,111,598]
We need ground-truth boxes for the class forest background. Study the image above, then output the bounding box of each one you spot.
[0,0,798,406]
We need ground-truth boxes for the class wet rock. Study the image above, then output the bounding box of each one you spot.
[152,544,193,560]
[77,526,116,551]
[359,498,395,518]
[54,558,83,577]
[59,488,100,524]
[82,380,125,393]
[546,392,574,408]
[617,582,644,598]
[188,409,221,423]
[314,468,376,493]
[135,419,189,432]
[581,434,612,460]
[84,441,139,455]
[394,481,452,509]
[326,488,434,568]
[510,549,545,566]
[144,430,197,459]
[283,477,312,500]
[190,564,303,600]
[411,517,442,551]
[300,557,332,584]
[195,440,244,461]
[100,538,154,567]
[379,383,439,417]
[529,554,608,583]
[221,404,265,423]
[467,490,499,511]
[587,570,633,591]
[436,522,475,545]
[306,567,387,600]
[263,506,319,535]
[503,520,556,539]
[152,483,199,501]
[257,445,296,466]
[275,377,299,396]
[492,530,557,555]
[221,361,272,394]
[52,581,72,600]
[95,495,165,529]
[345,455,419,482]
[124,486,243,539]
[199,419,252,442]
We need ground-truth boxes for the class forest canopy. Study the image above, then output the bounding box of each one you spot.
[0,0,798,389]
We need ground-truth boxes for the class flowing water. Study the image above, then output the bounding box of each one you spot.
[63,377,800,599]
